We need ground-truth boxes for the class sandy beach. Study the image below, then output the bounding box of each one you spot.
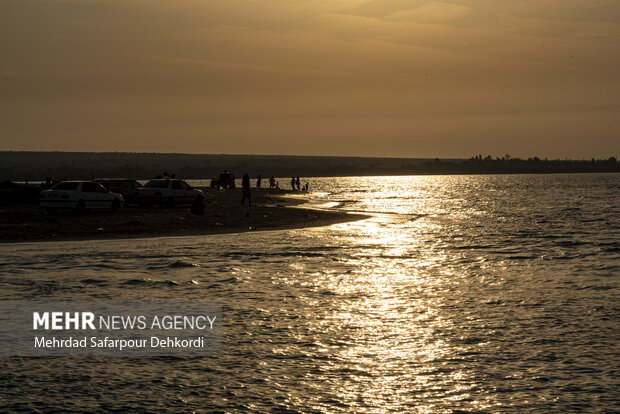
[0,188,367,243]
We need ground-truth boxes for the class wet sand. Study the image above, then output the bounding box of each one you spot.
[0,188,368,243]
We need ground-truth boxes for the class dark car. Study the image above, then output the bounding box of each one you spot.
[210,171,236,189]
[95,179,143,206]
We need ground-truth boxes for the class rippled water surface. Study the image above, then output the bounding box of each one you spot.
[1,174,619,412]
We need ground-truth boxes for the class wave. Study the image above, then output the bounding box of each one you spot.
[122,278,181,286]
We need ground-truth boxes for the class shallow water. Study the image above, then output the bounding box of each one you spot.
[1,174,619,412]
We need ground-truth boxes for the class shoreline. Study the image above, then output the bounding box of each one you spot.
[0,188,368,244]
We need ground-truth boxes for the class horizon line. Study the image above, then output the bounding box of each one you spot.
[1,150,616,161]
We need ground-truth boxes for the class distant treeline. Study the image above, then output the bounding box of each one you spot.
[0,151,617,181]
[426,154,619,175]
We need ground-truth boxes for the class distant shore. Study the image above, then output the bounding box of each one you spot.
[0,188,368,244]
[1,151,618,181]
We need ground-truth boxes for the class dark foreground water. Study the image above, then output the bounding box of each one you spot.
[1,174,619,413]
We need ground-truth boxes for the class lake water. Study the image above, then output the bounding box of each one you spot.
[1,174,618,412]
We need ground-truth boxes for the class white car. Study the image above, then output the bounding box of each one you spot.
[39,181,124,213]
[137,179,204,207]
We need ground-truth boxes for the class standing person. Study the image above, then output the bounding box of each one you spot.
[296,176,301,191]
[269,176,275,189]
[241,173,251,217]
[256,174,262,188]
[291,177,296,190]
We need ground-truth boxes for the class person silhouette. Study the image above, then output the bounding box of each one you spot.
[291,177,296,190]
[242,173,251,217]
[256,174,262,188]
[190,196,205,216]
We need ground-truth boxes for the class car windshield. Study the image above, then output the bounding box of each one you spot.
[51,182,79,191]
[144,180,169,188]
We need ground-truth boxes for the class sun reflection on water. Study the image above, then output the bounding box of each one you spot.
[2,174,616,412]
[302,198,491,412]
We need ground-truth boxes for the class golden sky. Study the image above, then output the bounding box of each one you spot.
[1,0,618,158]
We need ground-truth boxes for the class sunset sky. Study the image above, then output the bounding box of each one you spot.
[1,0,618,158]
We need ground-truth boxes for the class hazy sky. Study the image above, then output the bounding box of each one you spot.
[1,0,618,158]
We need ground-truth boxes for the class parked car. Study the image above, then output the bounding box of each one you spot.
[210,171,236,189]
[137,179,204,207]
[95,179,142,206]
[39,181,123,213]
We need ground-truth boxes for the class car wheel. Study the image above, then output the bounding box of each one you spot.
[166,197,175,208]
[74,199,85,214]
[110,199,121,212]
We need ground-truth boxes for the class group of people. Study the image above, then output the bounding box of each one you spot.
[290,176,308,192]
[256,174,280,189]
[241,173,309,218]
[255,174,308,191]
